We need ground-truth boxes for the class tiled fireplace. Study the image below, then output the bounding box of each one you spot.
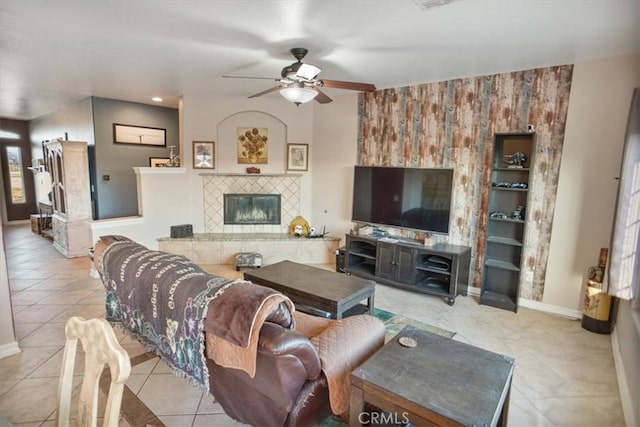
[160,174,340,265]
[203,174,301,233]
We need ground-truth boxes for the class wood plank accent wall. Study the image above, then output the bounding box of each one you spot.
[357,66,573,300]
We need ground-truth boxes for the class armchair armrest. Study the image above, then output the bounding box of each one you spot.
[258,322,322,380]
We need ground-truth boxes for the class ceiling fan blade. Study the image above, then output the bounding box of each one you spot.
[222,75,279,81]
[248,86,283,98]
[320,79,376,92]
[313,88,332,104]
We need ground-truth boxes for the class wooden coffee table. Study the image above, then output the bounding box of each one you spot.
[350,325,515,426]
[243,260,375,319]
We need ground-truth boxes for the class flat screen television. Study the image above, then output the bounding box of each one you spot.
[351,166,454,235]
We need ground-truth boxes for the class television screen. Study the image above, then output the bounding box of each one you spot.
[351,166,453,234]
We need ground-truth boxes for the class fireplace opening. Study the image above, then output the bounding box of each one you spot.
[224,194,281,225]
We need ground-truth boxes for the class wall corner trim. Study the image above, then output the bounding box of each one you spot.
[0,341,21,359]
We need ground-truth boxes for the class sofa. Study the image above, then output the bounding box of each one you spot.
[94,235,385,426]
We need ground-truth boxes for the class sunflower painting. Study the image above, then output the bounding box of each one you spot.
[237,127,268,164]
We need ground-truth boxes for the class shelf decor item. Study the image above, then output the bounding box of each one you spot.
[286,143,309,171]
[581,248,614,334]
[149,157,170,167]
[193,141,215,169]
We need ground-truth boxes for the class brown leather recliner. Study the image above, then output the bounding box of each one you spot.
[206,311,385,427]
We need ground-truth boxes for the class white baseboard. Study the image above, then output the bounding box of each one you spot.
[518,298,582,319]
[611,328,637,427]
[467,287,480,296]
[467,287,582,319]
[0,341,21,359]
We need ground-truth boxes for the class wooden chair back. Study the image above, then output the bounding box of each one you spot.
[56,316,131,427]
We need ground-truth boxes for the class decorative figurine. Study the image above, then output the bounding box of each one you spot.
[289,215,310,236]
[503,152,527,168]
[512,205,525,221]
[167,145,180,167]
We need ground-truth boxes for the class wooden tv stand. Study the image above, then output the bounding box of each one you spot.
[344,234,471,306]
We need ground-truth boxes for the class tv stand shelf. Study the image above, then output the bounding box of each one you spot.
[344,234,471,306]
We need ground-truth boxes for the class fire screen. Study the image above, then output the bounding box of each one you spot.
[223,194,281,225]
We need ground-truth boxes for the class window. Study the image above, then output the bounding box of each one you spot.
[5,146,26,204]
[609,89,639,302]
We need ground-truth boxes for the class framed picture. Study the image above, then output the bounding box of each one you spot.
[113,124,166,146]
[287,143,309,171]
[237,127,268,164]
[149,157,170,167]
[193,141,215,169]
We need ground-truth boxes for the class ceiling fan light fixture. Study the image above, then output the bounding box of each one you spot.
[280,83,317,104]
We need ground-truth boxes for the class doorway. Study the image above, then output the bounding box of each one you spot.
[0,119,37,222]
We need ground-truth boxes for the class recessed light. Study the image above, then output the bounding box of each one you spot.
[152,97,163,102]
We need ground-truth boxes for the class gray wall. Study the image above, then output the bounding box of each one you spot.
[91,97,178,219]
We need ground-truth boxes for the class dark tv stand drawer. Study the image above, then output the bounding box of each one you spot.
[344,234,471,306]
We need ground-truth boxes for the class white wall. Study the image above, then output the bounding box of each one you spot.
[310,93,359,244]
[0,223,20,358]
[89,167,191,250]
[181,94,315,232]
[544,53,640,311]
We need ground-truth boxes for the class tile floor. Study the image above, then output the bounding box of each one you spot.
[0,224,626,426]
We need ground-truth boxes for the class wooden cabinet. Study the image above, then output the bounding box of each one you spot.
[480,133,535,312]
[376,242,415,284]
[345,234,471,306]
[45,140,92,258]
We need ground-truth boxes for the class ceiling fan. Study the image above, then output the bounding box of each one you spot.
[223,48,376,105]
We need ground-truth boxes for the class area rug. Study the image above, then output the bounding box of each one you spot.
[110,309,455,426]
[371,307,455,342]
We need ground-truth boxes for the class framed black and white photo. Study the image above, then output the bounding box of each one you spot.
[113,124,166,146]
[193,141,215,169]
[287,143,308,171]
[149,157,170,167]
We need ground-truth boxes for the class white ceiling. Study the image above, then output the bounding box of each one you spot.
[1,0,638,121]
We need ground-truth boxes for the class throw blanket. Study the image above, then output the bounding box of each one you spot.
[205,282,295,378]
[295,311,386,416]
[99,240,237,391]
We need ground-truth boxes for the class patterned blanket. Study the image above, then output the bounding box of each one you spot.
[98,240,236,390]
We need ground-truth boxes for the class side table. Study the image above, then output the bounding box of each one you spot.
[350,325,515,426]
